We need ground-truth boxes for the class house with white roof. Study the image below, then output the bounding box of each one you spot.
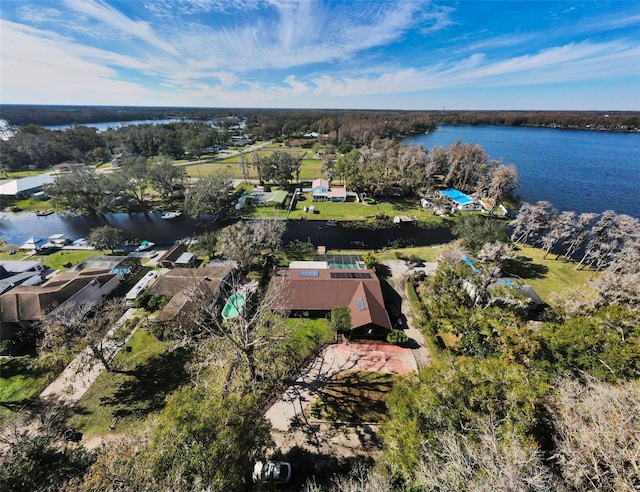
[0,175,55,199]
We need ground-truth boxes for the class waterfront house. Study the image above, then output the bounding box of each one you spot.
[312,178,347,202]
[158,243,188,268]
[440,188,482,212]
[0,175,55,199]
[151,264,237,328]
[268,266,392,339]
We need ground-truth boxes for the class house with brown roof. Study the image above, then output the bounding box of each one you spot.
[157,243,188,268]
[269,267,391,339]
[0,269,119,327]
[53,161,85,173]
[150,264,238,330]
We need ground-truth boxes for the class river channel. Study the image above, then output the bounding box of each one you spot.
[0,212,453,250]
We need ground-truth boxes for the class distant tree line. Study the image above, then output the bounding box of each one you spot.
[3,105,637,133]
[329,138,518,204]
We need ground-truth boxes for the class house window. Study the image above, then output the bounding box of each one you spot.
[357,298,366,311]
[298,270,319,277]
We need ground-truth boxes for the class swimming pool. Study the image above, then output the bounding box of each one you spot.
[222,293,246,320]
[440,188,473,205]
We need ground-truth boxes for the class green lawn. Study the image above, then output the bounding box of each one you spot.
[311,371,401,423]
[240,191,445,223]
[67,328,190,436]
[0,356,56,426]
[31,249,108,271]
[185,146,319,180]
[509,245,595,303]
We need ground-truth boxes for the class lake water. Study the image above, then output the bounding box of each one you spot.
[404,126,640,218]
[44,118,185,132]
[0,212,453,250]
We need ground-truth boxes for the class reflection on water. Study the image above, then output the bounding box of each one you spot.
[0,212,453,250]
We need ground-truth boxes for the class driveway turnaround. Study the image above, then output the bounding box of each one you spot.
[266,342,416,433]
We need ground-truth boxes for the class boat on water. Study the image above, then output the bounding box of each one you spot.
[135,240,155,252]
[161,211,182,219]
[326,220,338,226]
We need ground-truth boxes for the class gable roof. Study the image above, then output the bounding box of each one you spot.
[269,268,391,331]
[157,243,188,265]
[151,266,235,297]
[312,178,329,190]
[0,269,116,322]
[152,265,236,322]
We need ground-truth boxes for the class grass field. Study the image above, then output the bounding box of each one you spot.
[509,245,594,302]
[240,191,445,223]
[185,145,319,180]
[0,356,55,426]
[29,249,107,271]
[311,371,400,422]
[66,328,189,436]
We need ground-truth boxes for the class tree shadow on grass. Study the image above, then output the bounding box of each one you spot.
[503,255,549,279]
[313,372,395,423]
[99,347,192,419]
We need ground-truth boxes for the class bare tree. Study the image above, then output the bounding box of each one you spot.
[39,299,127,372]
[550,378,640,492]
[483,162,519,213]
[540,210,572,258]
[413,419,555,491]
[559,212,597,260]
[511,201,556,245]
[445,142,488,192]
[577,212,639,272]
[238,154,251,183]
[191,273,291,387]
[476,241,515,271]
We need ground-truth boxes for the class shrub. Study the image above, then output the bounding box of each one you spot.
[387,329,409,346]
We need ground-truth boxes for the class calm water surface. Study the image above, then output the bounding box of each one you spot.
[404,126,640,218]
[0,212,453,249]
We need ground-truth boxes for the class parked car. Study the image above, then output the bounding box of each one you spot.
[252,460,292,484]
[62,428,82,442]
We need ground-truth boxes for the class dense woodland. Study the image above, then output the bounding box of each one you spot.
[2,105,638,132]
[2,106,639,173]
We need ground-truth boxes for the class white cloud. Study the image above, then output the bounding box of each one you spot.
[306,41,640,97]
[0,20,158,105]
[62,0,180,56]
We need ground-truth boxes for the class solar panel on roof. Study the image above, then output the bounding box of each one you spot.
[298,270,319,277]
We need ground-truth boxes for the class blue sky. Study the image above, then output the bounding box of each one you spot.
[1,0,639,109]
